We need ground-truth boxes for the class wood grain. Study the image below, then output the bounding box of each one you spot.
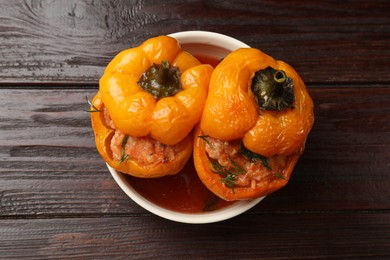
[1,1,389,258]
[0,0,389,84]
[0,87,389,216]
[0,213,389,259]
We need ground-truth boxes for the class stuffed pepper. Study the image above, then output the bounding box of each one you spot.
[90,35,213,178]
[194,48,314,201]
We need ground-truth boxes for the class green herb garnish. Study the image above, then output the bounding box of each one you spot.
[221,174,237,191]
[273,173,286,180]
[119,135,129,164]
[238,143,272,170]
[85,96,100,112]
[209,157,246,192]
[229,158,246,175]
[203,195,220,212]
[198,135,215,150]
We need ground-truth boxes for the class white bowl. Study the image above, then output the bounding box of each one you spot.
[108,31,264,224]
[169,30,250,60]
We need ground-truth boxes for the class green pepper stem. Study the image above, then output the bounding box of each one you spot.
[138,60,182,100]
[157,60,170,84]
[274,70,286,84]
[251,66,294,111]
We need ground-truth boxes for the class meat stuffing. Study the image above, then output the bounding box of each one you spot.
[102,104,185,167]
[204,136,288,188]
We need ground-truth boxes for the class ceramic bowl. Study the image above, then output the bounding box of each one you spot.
[108,31,264,224]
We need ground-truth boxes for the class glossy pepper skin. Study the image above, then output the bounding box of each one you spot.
[201,48,314,157]
[91,35,213,177]
[99,35,213,146]
[194,48,314,200]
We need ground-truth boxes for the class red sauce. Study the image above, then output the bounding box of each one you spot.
[124,55,232,214]
[195,55,221,68]
[124,160,234,213]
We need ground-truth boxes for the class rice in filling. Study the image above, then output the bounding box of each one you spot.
[102,104,185,166]
[203,135,288,189]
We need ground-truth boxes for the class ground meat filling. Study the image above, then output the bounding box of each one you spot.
[102,104,116,129]
[204,136,288,189]
[102,104,184,167]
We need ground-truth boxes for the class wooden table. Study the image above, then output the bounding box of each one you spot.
[1,0,389,259]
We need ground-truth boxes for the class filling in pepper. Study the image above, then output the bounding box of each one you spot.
[198,66,295,191]
[200,134,288,191]
[102,104,186,167]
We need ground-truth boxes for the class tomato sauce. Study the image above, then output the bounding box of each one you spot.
[195,55,221,68]
[124,56,232,214]
[124,160,234,213]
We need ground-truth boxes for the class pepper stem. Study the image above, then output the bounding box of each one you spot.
[157,60,171,84]
[138,60,182,100]
[274,70,286,84]
[251,66,294,111]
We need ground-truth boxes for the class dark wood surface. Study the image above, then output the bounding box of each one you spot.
[0,0,389,259]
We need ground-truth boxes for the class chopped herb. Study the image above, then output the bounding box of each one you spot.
[119,155,129,164]
[198,135,215,150]
[238,142,272,170]
[229,158,246,175]
[274,173,286,180]
[221,174,237,191]
[210,158,226,175]
[203,195,220,212]
[85,96,100,112]
[209,157,246,192]
[119,135,129,164]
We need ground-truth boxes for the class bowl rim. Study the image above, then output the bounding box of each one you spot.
[168,30,250,49]
[107,30,264,224]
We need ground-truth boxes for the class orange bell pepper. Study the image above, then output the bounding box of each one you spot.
[90,92,193,178]
[194,48,314,200]
[99,35,213,146]
[90,35,213,178]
